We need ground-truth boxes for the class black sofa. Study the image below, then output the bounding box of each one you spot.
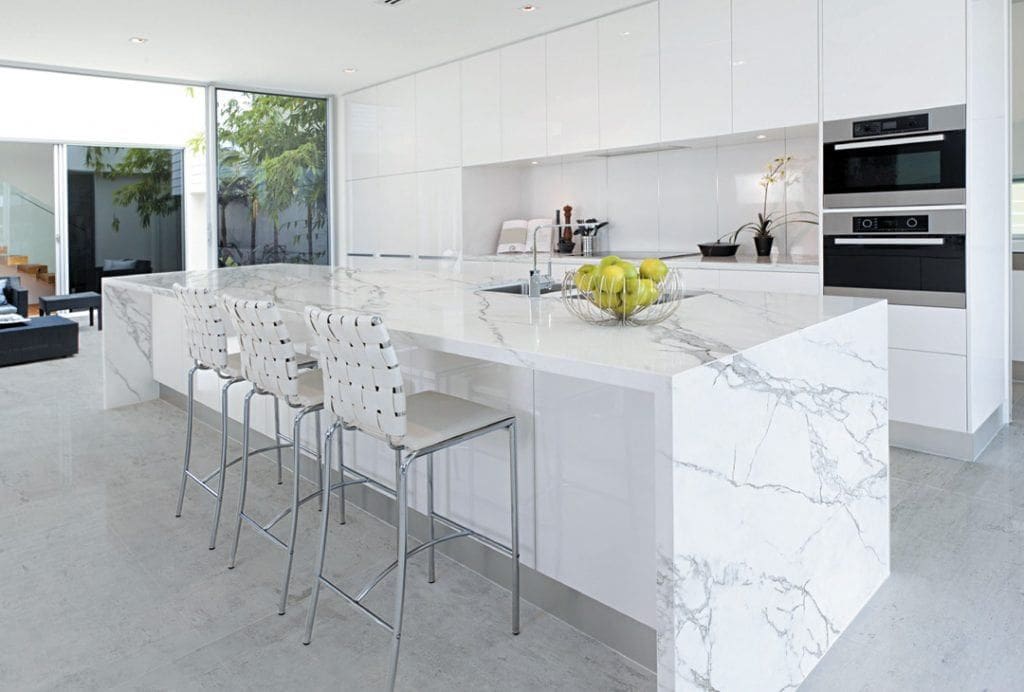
[92,259,153,292]
[0,276,29,318]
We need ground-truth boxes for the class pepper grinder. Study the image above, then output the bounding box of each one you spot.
[562,205,573,245]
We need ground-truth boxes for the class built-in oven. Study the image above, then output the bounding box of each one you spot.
[823,105,966,209]
[822,209,966,308]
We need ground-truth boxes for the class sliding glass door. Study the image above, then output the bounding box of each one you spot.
[214,89,329,266]
[65,145,184,293]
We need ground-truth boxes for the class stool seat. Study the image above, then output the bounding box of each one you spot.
[293,369,326,408]
[360,391,514,453]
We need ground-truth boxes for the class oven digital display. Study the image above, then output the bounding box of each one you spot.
[852,216,929,233]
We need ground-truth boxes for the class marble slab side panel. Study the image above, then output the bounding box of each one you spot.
[103,283,159,409]
[667,302,890,691]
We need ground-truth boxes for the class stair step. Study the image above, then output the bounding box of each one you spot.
[17,263,46,275]
[41,272,55,285]
[0,246,7,254]
[4,255,28,266]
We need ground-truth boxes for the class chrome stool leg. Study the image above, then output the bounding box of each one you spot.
[387,450,413,692]
[209,378,241,550]
[175,364,200,518]
[427,453,436,583]
[274,398,283,485]
[304,422,339,644]
[228,388,256,570]
[338,429,346,525]
[509,420,520,635]
[279,406,317,615]
[316,411,323,511]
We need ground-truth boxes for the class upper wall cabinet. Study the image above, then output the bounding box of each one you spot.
[378,76,416,176]
[416,63,462,171]
[599,3,660,149]
[547,21,600,156]
[660,0,732,141]
[732,0,818,132]
[501,36,548,161]
[823,0,966,121]
[461,51,502,166]
[345,87,378,180]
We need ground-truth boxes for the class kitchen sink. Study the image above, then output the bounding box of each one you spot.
[479,281,563,296]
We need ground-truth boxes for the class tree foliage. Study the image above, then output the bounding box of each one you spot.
[86,147,180,232]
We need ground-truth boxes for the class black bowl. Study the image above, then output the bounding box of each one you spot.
[698,242,740,257]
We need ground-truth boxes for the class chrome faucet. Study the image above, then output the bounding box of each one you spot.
[529,223,558,298]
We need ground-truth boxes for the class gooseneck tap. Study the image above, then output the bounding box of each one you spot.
[529,223,558,298]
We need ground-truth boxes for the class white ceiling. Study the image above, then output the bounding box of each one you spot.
[0,0,646,95]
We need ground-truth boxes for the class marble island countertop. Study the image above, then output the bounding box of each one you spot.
[105,261,875,391]
[464,251,821,273]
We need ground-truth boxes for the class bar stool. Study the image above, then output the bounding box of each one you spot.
[301,307,520,691]
[173,283,285,550]
[220,295,325,615]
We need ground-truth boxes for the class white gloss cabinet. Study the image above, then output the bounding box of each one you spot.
[598,3,660,149]
[500,37,548,162]
[889,348,968,432]
[377,76,416,176]
[347,178,381,255]
[377,173,418,256]
[415,63,462,171]
[660,0,732,141]
[822,0,966,121]
[546,21,600,156]
[345,87,379,180]
[732,0,818,132]
[417,168,462,258]
[461,50,502,166]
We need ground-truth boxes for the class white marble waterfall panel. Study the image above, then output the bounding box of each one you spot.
[103,283,159,409]
[666,301,890,691]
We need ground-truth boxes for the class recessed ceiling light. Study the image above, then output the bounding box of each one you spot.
[756,134,767,140]
[521,4,537,12]
[530,160,539,165]
[129,36,149,44]
[619,31,632,37]
[343,67,358,74]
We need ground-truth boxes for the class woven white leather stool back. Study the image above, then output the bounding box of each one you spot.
[173,283,230,371]
[305,307,407,445]
[222,296,303,405]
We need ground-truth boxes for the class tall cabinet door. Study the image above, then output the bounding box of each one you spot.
[501,36,547,161]
[598,3,660,149]
[377,76,416,175]
[347,177,381,256]
[461,50,502,166]
[345,87,378,180]
[416,63,461,171]
[660,0,732,141]
[417,168,462,258]
[822,0,966,120]
[732,0,818,132]
[377,174,418,256]
[547,21,599,156]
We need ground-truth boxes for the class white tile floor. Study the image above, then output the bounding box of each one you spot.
[1,322,1023,690]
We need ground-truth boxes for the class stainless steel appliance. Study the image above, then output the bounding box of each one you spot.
[823,105,966,208]
[822,209,966,308]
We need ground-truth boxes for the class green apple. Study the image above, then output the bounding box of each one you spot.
[597,264,626,293]
[593,290,621,311]
[574,264,599,291]
[639,258,669,284]
[598,255,621,269]
[615,292,642,316]
[634,278,659,306]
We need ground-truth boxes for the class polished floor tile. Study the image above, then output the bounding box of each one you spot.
[3,323,1024,690]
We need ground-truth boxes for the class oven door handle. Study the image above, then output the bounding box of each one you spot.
[832,237,945,246]
[833,133,946,150]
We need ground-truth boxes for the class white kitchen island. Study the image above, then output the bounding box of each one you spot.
[102,261,889,691]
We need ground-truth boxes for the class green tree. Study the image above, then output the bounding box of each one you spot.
[86,147,180,232]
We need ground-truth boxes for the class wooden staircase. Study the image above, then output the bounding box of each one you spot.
[0,247,55,285]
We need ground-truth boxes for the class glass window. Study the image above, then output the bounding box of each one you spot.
[215,90,329,266]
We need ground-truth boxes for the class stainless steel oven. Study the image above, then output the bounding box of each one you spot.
[822,209,966,308]
[823,105,966,209]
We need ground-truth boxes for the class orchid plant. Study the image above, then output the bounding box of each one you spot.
[717,155,817,244]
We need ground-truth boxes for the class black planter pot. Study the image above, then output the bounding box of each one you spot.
[753,235,774,257]
[698,242,740,257]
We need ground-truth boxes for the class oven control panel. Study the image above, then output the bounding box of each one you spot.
[853,113,929,138]
[852,215,929,233]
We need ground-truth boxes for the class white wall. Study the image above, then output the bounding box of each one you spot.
[0,141,54,204]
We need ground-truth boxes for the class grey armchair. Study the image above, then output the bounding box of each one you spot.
[0,276,29,318]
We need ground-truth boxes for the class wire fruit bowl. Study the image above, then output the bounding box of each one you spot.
[561,268,683,326]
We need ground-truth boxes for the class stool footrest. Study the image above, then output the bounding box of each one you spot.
[319,575,394,631]
[200,442,294,484]
[239,513,288,550]
[354,529,473,602]
[263,489,323,531]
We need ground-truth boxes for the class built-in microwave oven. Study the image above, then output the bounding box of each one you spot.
[823,105,966,209]
[822,209,966,308]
